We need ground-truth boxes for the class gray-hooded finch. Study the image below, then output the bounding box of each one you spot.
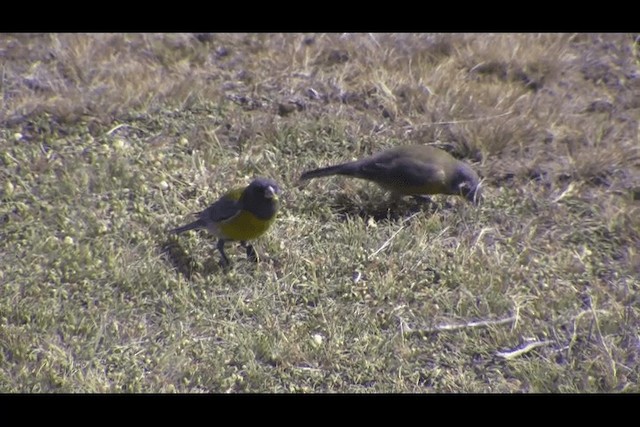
[170,177,281,267]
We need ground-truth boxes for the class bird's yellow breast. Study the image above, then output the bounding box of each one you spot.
[218,210,275,242]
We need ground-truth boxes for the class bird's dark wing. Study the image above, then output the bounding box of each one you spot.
[360,156,446,187]
[198,196,241,223]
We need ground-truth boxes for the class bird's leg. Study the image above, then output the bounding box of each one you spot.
[216,239,230,268]
[410,194,438,215]
[241,241,258,263]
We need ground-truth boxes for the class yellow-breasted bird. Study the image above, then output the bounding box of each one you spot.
[299,144,481,204]
[170,177,281,267]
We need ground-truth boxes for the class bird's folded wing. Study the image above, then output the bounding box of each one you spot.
[199,197,241,223]
[364,158,446,186]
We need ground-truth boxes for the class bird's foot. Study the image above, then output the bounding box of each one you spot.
[241,242,259,263]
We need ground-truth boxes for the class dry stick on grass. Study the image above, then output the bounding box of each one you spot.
[105,123,148,136]
[401,314,517,336]
[552,182,578,203]
[405,110,514,129]
[496,339,554,360]
[369,212,422,258]
[470,225,495,255]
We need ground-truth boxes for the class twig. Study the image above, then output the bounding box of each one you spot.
[407,111,514,128]
[293,365,323,373]
[369,212,420,258]
[369,226,405,257]
[496,339,554,360]
[105,124,127,135]
[552,182,577,203]
[471,226,495,254]
[105,123,147,136]
[404,315,517,335]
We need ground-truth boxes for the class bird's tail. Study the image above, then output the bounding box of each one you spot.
[169,219,205,234]
[299,162,359,181]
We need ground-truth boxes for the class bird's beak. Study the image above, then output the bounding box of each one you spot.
[265,185,279,200]
[466,184,482,205]
[460,181,482,205]
[468,188,482,205]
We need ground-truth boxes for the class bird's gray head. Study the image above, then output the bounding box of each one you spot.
[240,177,282,219]
[247,177,281,200]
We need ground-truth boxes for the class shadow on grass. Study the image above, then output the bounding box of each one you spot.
[160,236,276,278]
[329,193,447,223]
[160,236,224,278]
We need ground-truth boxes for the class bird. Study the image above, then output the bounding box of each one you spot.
[170,177,281,268]
[299,144,481,204]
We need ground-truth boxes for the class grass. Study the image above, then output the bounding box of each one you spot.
[1,33,639,392]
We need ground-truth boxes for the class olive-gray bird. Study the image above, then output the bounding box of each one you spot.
[299,144,481,204]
